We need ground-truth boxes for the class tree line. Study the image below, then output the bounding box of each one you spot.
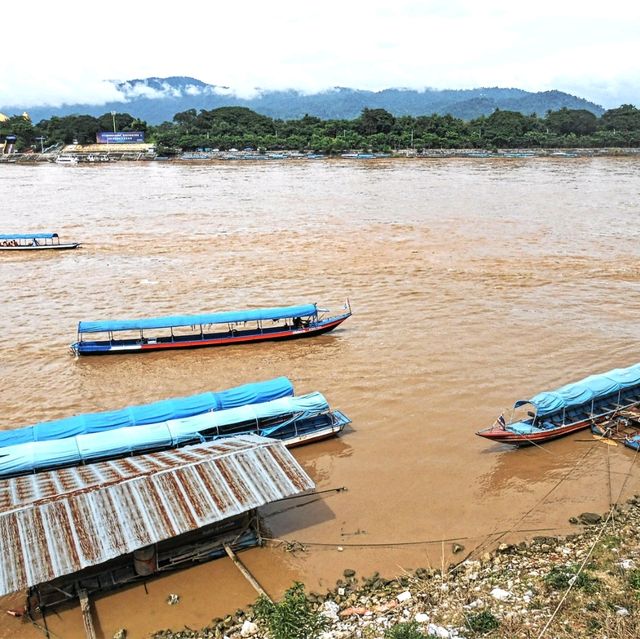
[2,104,640,154]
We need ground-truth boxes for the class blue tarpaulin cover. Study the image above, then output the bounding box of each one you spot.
[0,233,58,239]
[78,304,318,333]
[0,377,294,448]
[514,363,640,417]
[0,392,327,477]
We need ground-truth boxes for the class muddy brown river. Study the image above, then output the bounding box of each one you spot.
[1,157,639,638]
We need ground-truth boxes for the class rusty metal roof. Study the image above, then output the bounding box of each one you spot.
[0,435,314,596]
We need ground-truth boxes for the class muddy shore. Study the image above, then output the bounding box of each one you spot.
[148,499,640,639]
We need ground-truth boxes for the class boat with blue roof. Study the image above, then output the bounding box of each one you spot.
[476,362,640,446]
[0,390,351,478]
[71,301,351,355]
[0,233,80,251]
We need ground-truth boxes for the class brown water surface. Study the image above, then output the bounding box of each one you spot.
[1,158,639,637]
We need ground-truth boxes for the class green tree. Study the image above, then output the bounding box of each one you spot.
[545,108,597,135]
[357,108,395,135]
[600,104,640,132]
[0,114,36,151]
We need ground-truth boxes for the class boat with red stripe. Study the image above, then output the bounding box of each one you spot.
[476,362,640,446]
[71,301,351,355]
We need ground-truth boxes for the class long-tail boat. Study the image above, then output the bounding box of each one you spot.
[476,362,640,446]
[71,301,351,355]
[0,233,80,251]
[0,377,294,447]
[0,392,350,478]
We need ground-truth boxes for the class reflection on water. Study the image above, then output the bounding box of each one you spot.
[1,158,640,638]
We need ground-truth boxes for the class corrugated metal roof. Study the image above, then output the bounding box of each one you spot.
[0,435,314,596]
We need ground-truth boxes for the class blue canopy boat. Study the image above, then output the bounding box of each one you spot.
[0,392,351,478]
[70,301,351,355]
[476,362,640,446]
[0,377,293,448]
[0,233,80,251]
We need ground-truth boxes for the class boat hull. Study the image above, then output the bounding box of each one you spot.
[73,313,350,355]
[476,418,593,446]
[0,243,80,251]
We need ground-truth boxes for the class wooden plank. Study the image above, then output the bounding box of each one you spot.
[224,544,272,602]
[78,588,97,639]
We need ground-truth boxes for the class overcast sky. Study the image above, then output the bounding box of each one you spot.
[1,0,638,109]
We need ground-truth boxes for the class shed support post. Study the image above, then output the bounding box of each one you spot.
[78,588,97,639]
[224,544,272,602]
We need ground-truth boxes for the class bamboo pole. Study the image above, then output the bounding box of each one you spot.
[223,544,272,602]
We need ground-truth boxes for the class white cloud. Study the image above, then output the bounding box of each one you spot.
[0,0,638,108]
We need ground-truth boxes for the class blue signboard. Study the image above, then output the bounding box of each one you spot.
[96,131,145,144]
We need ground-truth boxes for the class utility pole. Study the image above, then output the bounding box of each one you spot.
[111,111,117,133]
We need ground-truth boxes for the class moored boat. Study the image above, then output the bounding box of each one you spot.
[0,233,80,251]
[591,407,640,451]
[0,391,351,478]
[55,154,79,165]
[0,377,294,447]
[71,301,351,355]
[476,362,640,446]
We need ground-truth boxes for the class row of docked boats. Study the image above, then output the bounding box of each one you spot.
[0,377,350,479]
[477,361,640,449]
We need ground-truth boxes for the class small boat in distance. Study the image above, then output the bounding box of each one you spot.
[0,233,81,251]
[71,301,352,355]
[55,154,79,165]
[476,362,640,446]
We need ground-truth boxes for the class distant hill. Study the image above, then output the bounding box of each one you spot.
[2,77,606,124]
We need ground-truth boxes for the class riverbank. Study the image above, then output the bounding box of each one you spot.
[151,498,640,639]
[2,147,640,163]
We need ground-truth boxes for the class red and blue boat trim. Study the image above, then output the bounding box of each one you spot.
[71,302,351,356]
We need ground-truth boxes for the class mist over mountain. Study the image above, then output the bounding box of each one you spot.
[2,77,605,124]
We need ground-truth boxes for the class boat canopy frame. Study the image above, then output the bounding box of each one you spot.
[513,362,640,419]
[77,304,319,336]
[0,233,62,246]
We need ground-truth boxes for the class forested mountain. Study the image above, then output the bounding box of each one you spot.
[1,77,605,124]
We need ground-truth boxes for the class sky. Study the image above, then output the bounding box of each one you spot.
[1,0,638,109]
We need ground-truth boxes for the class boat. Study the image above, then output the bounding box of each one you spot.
[476,362,640,446]
[0,377,294,448]
[591,407,640,451]
[71,301,351,355]
[55,154,79,165]
[0,392,351,478]
[0,233,80,251]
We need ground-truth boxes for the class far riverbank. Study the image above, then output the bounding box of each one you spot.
[2,147,640,164]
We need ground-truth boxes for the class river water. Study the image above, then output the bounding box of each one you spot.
[1,157,639,638]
